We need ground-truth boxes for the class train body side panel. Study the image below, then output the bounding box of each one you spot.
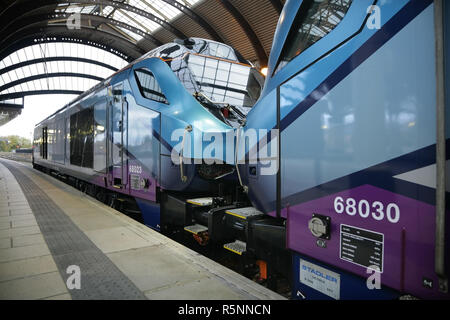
[281,3,436,201]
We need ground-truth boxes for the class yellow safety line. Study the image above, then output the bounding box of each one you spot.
[225,210,246,220]
[223,245,243,255]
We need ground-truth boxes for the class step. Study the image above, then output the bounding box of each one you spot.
[225,207,264,220]
[184,224,209,235]
[223,240,246,255]
[186,197,213,207]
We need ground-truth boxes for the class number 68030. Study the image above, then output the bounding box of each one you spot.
[333,197,400,223]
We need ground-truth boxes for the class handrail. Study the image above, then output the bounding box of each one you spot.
[180,125,192,183]
[434,0,447,293]
[235,126,248,193]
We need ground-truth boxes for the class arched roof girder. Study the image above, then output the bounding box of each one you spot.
[0,37,133,63]
[0,12,163,49]
[0,57,119,77]
[0,0,187,41]
[161,0,225,43]
[0,72,104,92]
[0,90,84,101]
[269,0,284,14]
[0,25,145,62]
[217,0,268,66]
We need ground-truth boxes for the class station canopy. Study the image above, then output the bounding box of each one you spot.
[0,0,285,126]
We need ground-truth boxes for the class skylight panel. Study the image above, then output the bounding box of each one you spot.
[81,5,96,14]
[101,6,114,16]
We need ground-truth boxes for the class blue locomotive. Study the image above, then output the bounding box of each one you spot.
[33,0,450,300]
[33,37,264,230]
[237,0,449,300]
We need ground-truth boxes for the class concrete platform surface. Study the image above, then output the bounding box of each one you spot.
[0,159,285,300]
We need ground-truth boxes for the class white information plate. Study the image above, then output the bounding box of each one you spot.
[299,259,341,300]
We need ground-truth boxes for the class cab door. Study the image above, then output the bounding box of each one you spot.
[108,83,128,189]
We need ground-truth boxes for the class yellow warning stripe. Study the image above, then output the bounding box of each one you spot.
[184,226,208,235]
[223,245,243,255]
[184,227,199,235]
[186,200,211,206]
[225,210,246,220]
[186,200,203,206]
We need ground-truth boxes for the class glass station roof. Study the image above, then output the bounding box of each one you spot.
[54,0,201,42]
[0,42,128,96]
[0,0,202,105]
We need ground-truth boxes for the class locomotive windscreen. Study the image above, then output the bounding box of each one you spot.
[146,39,265,114]
[186,54,264,111]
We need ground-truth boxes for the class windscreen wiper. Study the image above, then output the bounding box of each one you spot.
[194,91,246,120]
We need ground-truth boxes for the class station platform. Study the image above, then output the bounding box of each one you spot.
[0,159,285,300]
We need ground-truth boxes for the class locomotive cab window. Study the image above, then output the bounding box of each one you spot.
[274,0,353,75]
[134,68,169,104]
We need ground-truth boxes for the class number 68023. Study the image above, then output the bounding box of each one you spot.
[333,196,400,223]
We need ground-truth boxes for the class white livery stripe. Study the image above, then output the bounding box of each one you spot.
[393,160,450,192]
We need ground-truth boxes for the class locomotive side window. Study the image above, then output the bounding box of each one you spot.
[70,107,94,168]
[274,0,353,74]
[134,68,169,104]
